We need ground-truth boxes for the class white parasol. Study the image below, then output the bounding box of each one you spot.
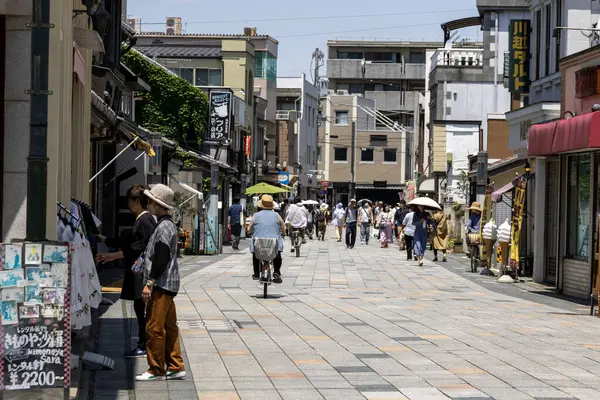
[302,200,319,205]
[407,196,441,210]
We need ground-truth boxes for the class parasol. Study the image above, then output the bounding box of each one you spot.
[302,200,319,205]
[357,199,373,206]
[245,182,290,195]
[407,196,441,210]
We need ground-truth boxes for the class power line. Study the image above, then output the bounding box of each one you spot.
[275,22,446,39]
[134,9,474,26]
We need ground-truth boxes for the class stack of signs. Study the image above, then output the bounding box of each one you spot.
[0,242,71,391]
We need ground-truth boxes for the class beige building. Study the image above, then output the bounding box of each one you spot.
[1,0,99,241]
[318,94,407,205]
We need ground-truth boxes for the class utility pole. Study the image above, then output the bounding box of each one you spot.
[350,121,356,199]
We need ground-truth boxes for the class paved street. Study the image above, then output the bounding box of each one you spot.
[90,235,600,400]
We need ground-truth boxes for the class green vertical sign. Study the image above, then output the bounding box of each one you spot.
[509,19,531,93]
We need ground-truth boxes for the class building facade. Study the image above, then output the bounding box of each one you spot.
[318,94,407,205]
[275,75,320,199]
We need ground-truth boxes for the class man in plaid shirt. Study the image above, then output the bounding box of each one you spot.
[136,184,186,382]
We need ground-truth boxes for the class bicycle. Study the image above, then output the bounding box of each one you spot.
[467,233,480,273]
[253,238,279,298]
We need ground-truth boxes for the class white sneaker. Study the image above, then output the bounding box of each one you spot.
[166,371,187,380]
[135,372,164,381]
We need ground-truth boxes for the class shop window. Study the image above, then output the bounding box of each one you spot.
[566,154,591,260]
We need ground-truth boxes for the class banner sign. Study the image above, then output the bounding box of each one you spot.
[479,184,494,267]
[509,177,527,270]
[0,242,71,391]
[244,136,251,157]
[208,91,232,140]
[277,172,290,185]
[509,19,531,93]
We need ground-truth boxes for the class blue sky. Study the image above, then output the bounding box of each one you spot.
[127,0,480,80]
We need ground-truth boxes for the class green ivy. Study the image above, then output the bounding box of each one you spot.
[174,150,199,169]
[121,49,208,145]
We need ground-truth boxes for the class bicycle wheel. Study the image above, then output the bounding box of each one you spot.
[296,244,300,257]
[470,245,478,273]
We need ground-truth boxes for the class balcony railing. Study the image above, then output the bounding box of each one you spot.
[364,91,417,111]
[327,59,426,80]
[430,48,484,71]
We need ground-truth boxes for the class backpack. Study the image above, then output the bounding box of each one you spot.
[317,210,326,222]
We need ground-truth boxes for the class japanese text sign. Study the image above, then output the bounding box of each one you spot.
[509,19,531,93]
[208,91,232,141]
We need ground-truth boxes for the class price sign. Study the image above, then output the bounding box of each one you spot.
[0,242,72,391]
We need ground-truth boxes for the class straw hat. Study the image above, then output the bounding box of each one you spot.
[144,184,174,210]
[468,201,481,212]
[258,194,275,210]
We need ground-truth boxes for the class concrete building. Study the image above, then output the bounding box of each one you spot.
[1,0,103,241]
[134,29,278,186]
[326,40,442,185]
[425,0,530,205]
[275,75,320,199]
[317,94,407,205]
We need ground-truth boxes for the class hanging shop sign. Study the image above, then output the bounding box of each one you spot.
[0,242,71,391]
[509,19,531,93]
[479,184,494,267]
[277,171,290,185]
[509,177,527,271]
[208,90,232,141]
[244,136,251,157]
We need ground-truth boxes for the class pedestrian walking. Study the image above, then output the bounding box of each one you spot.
[377,204,394,248]
[332,203,346,242]
[228,197,244,250]
[345,199,358,249]
[136,184,185,381]
[316,204,330,241]
[358,202,371,245]
[432,209,448,262]
[96,184,156,359]
[401,207,416,261]
[412,205,430,266]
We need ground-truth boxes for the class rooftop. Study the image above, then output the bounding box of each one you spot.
[327,39,443,48]
[136,32,278,44]
[476,0,530,13]
[135,45,221,58]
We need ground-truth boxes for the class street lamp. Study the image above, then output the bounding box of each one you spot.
[91,1,111,36]
[524,160,531,175]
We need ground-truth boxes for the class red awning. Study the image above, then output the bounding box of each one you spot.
[491,181,514,202]
[529,112,600,156]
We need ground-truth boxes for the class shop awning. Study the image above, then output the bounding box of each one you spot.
[73,27,104,53]
[356,185,404,190]
[529,112,600,156]
[492,181,514,202]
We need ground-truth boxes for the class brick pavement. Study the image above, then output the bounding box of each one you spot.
[90,236,600,399]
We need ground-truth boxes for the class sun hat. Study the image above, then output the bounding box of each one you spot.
[468,201,481,212]
[258,194,275,210]
[144,184,175,210]
[350,198,356,203]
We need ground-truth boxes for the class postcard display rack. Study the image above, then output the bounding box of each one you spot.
[0,241,71,392]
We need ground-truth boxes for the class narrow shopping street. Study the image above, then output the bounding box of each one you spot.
[88,235,600,400]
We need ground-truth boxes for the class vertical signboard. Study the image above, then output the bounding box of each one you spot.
[0,242,71,391]
[208,91,232,140]
[479,185,493,267]
[509,19,531,93]
[509,177,527,271]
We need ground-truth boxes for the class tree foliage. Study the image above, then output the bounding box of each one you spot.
[456,170,470,204]
[121,49,208,145]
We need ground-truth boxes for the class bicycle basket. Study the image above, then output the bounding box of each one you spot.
[253,238,279,261]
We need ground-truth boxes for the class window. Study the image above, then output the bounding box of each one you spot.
[337,83,362,94]
[334,147,348,162]
[370,134,387,146]
[383,149,397,163]
[246,71,253,106]
[334,110,349,125]
[195,68,222,86]
[536,9,541,80]
[360,148,374,163]
[255,51,277,81]
[555,0,562,72]
[338,52,362,59]
[317,147,322,163]
[409,51,425,63]
[567,154,591,260]
[180,68,193,84]
[545,4,551,77]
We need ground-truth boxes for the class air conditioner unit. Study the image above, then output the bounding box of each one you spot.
[336,90,349,95]
[327,90,335,95]
[165,17,182,34]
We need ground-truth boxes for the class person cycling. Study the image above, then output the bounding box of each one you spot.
[247,195,286,283]
[285,197,308,249]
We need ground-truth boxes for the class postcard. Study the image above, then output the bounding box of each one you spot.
[24,243,42,265]
[25,284,41,305]
[41,288,65,305]
[2,300,18,325]
[0,269,24,288]
[41,304,64,320]
[2,287,24,302]
[49,263,68,288]
[5,244,22,270]
[26,265,50,283]
[42,244,68,263]
[19,305,39,319]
